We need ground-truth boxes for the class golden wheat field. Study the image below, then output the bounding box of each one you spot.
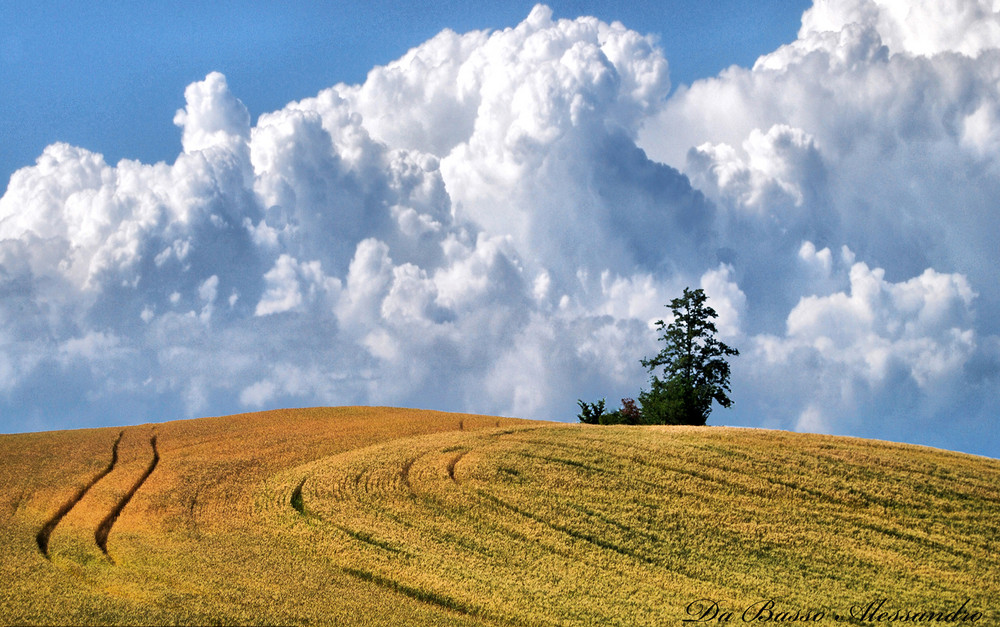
[1,406,998,626]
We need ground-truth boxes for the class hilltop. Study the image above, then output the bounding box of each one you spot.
[1,407,997,625]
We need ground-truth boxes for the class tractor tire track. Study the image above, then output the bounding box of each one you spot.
[446,450,468,483]
[291,476,308,514]
[95,435,159,559]
[342,566,496,622]
[36,431,123,557]
[400,457,417,493]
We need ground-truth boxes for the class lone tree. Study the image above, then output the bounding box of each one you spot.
[639,287,739,425]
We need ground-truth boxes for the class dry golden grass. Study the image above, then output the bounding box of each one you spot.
[1,408,998,625]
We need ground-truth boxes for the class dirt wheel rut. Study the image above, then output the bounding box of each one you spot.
[94,435,159,560]
[35,431,123,557]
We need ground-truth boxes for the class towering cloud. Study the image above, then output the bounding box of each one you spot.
[1,2,997,456]
[639,0,1000,453]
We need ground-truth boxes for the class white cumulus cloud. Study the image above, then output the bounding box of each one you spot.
[0,2,998,456]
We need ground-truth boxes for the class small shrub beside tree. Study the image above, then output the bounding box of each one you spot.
[576,398,606,424]
[619,398,642,425]
[578,397,643,425]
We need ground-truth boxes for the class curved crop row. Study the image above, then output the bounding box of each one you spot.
[271,425,1000,626]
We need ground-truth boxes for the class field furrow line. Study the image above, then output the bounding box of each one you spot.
[291,476,309,515]
[446,450,468,483]
[289,484,408,554]
[341,566,495,623]
[400,456,417,493]
[473,489,652,564]
[7,488,27,521]
[94,435,159,559]
[35,431,123,557]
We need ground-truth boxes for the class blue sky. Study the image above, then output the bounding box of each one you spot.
[2,1,998,458]
[1,1,808,186]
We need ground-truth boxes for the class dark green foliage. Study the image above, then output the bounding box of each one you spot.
[577,398,606,424]
[639,287,739,425]
[575,288,738,426]
[599,410,625,425]
[589,398,643,425]
[638,377,688,425]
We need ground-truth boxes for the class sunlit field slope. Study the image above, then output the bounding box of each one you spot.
[1,407,998,625]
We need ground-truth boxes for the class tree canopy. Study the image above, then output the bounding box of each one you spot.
[639,287,739,425]
[578,287,739,426]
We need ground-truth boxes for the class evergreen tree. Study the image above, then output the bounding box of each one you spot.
[639,288,739,425]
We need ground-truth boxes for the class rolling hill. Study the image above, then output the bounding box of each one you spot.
[1,407,997,625]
